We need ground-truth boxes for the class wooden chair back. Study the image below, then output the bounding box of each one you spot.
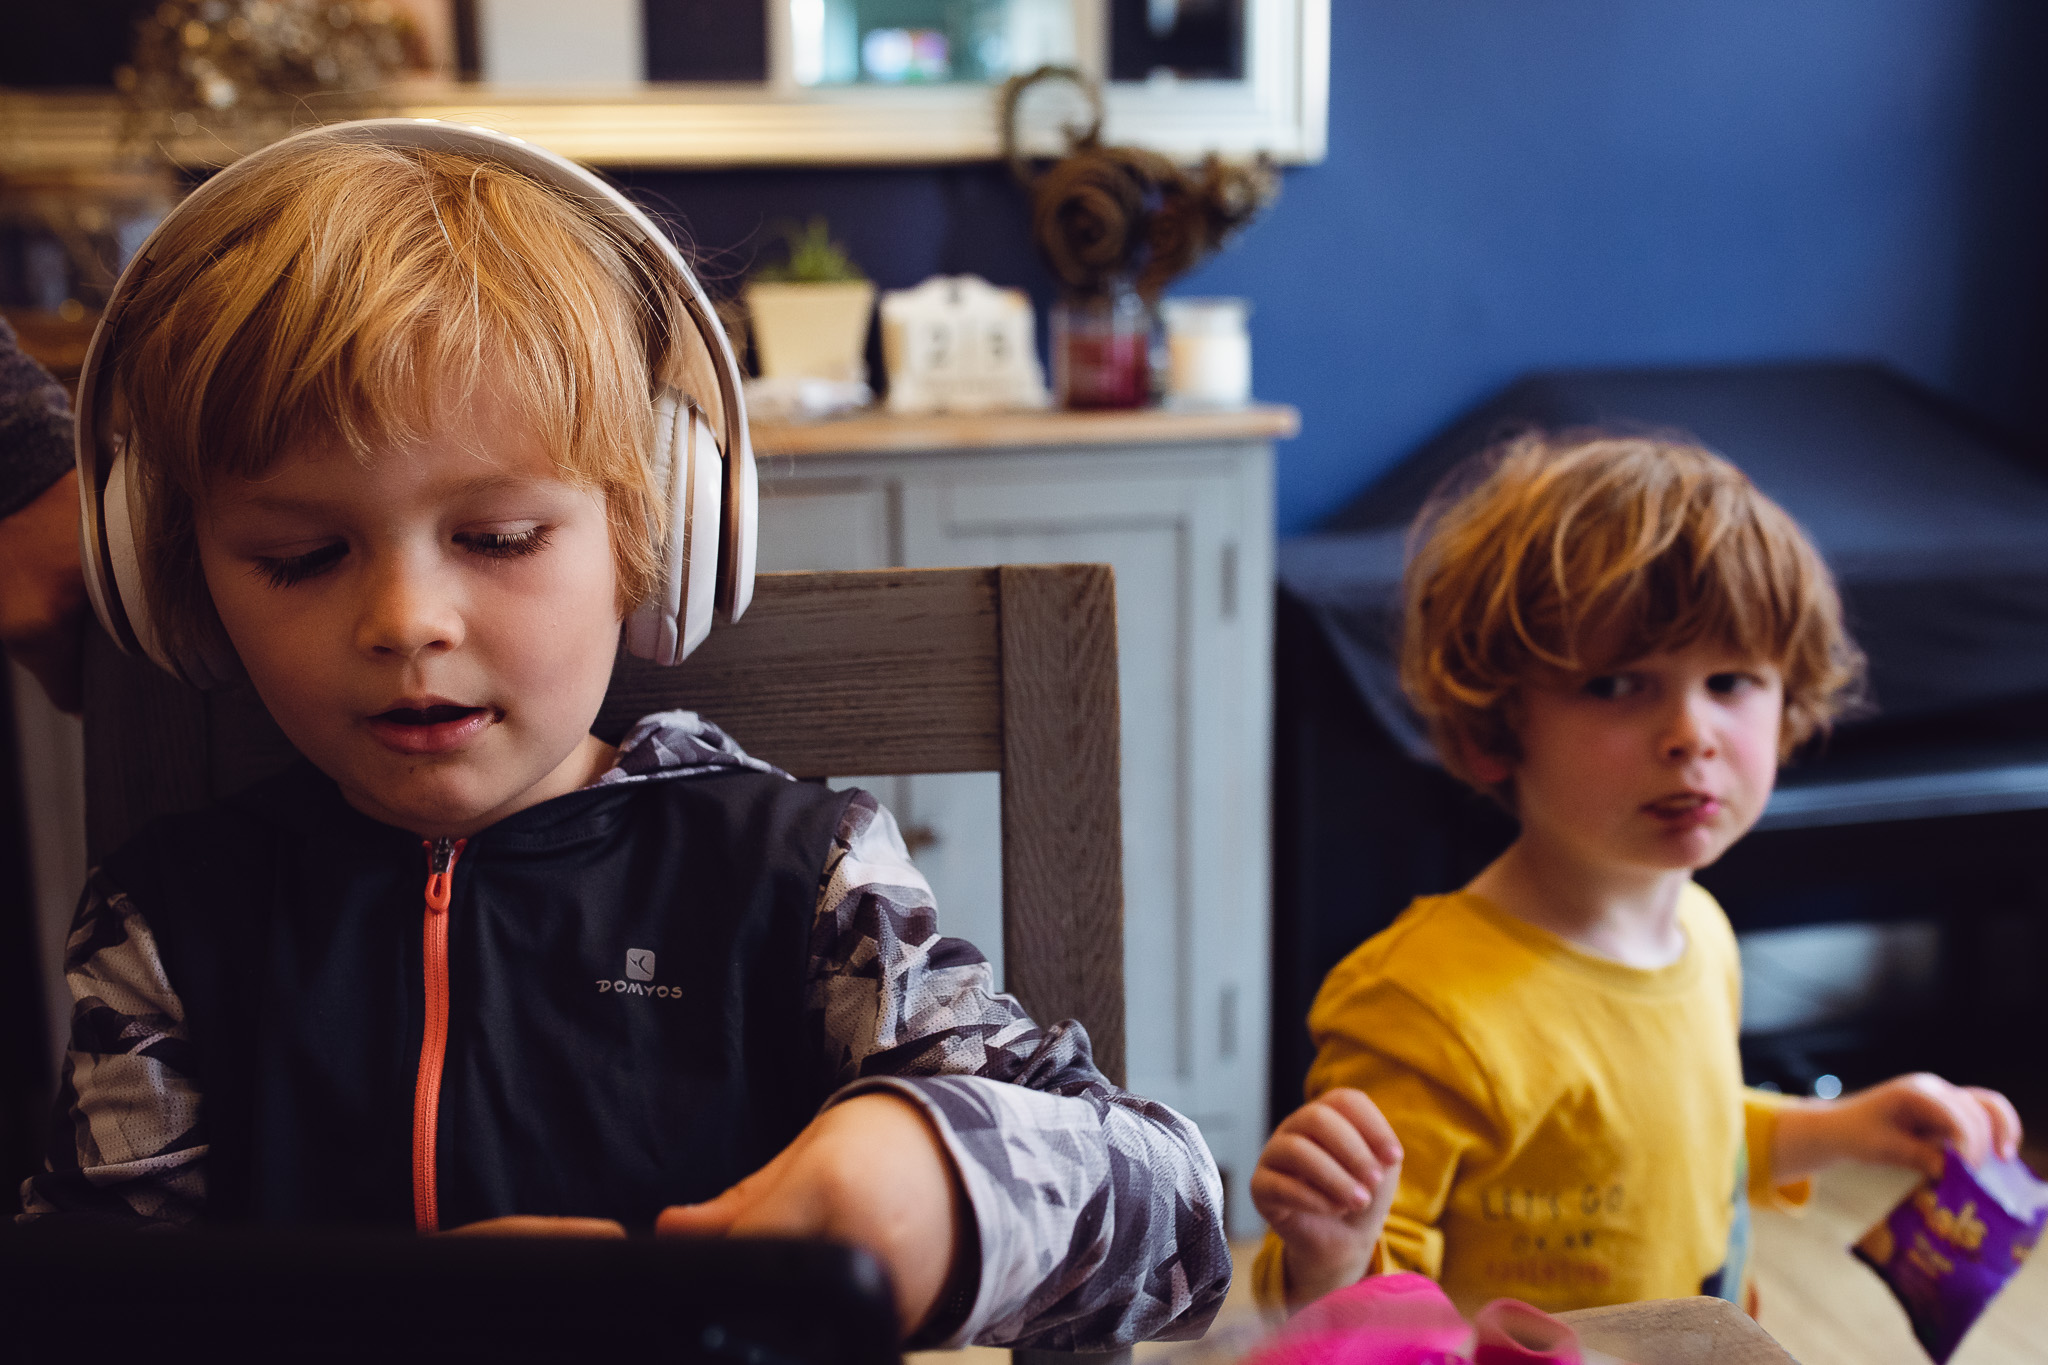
[82,564,1127,1083]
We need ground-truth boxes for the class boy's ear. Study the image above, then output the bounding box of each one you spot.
[1460,740,1513,788]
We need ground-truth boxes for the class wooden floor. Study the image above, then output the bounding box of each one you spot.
[1751,1148,2048,1365]
[915,1153,2048,1365]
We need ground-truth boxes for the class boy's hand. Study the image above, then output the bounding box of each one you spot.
[1250,1087,1403,1308]
[656,1092,964,1341]
[1773,1072,2024,1183]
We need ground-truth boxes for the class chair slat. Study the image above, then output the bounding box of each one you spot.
[997,563,1127,1086]
[597,569,1002,778]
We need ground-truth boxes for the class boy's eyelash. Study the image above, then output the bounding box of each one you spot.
[252,528,550,587]
[460,527,552,558]
[255,543,346,588]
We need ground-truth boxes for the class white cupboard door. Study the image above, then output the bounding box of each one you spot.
[754,477,895,573]
[898,451,1270,1234]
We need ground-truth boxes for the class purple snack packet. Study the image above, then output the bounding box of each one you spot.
[1852,1147,2048,1362]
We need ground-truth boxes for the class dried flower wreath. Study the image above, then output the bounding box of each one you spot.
[1000,65,1279,303]
[118,0,419,157]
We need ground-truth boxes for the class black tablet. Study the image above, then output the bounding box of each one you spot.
[0,1225,900,1365]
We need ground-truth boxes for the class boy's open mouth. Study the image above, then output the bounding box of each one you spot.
[376,704,486,727]
[1644,792,1719,821]
[365,702,498,755]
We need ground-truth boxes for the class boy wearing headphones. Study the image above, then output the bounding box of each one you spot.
[22,124,1228,1351]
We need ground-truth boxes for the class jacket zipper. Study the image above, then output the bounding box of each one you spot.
[413,835,465,1233]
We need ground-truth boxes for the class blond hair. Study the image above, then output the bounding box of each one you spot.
[111,138,716,663]
[1400,432,1864,797]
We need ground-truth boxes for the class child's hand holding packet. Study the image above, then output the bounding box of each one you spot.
[1853,1145,2048,1361]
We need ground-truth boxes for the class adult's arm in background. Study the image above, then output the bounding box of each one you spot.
[0,313,86,712]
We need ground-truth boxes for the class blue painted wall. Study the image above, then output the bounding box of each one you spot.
[625,1,2048,533]
[16,3,2044,532]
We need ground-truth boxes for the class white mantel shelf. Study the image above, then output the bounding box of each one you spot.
[752,403,1298,458]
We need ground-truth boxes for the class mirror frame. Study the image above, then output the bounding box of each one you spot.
[0,0,1325,173]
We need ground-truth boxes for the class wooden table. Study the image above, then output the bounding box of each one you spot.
[1559,1297,1799,1364]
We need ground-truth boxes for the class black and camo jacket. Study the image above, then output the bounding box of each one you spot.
[20,711,1229,1350]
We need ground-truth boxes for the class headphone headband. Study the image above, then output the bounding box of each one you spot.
[76,118,756,685]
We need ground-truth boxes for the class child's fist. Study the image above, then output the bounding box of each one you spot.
[1774,1072,2024,1183]
[1834,1073,2022,1177]
[1251,1087,1403,1307]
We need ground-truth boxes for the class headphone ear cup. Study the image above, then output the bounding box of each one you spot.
[101,446,162,668]
[715,401,756,624]
[99,446,238,689]
[623,392,722,666]
[676,407,723,661]
[625,392,686,665]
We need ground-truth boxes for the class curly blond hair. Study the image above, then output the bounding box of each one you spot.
[109,137,721,666]
[1399,432,1865,798]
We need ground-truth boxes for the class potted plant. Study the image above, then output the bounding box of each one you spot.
[744,217,875,385]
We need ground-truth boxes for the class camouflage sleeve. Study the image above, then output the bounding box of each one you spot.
[806,790,1229,1351]
[16,869,207,1225]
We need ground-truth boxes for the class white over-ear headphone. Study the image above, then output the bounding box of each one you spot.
[76,118,757,687]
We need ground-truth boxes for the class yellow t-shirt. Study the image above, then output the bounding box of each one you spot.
[1253,884,1807,1316]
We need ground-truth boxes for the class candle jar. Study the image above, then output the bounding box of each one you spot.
[1159,296,1252,408]
[1051,282,1151,409]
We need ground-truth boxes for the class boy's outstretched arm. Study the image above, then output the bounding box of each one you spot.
[673,789,1230,1353]
[657,1091,966,1339]
[1770,1072,2023,1183]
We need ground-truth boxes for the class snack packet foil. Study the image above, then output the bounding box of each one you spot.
[1852,1148,2048,1361]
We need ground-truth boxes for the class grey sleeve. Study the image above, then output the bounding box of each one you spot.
[0,314,75,521]
[805,790,1230,1351]
[17,868,209,1226]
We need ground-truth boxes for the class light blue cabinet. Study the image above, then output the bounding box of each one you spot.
[753,409,1287,1236]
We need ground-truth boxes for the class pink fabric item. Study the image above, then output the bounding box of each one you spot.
[1248,1275,1472,1365]
[1292,1274,1470,1337]
[1470,1298,1583,1365]
[1244,1276,1591,1365]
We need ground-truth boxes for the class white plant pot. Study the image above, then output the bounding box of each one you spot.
[746,280,877,384]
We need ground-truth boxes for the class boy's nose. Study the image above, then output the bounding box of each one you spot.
[1661,695,1718,761]
[355,560,463,660]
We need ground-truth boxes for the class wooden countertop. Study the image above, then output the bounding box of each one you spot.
[751,404,1299,456]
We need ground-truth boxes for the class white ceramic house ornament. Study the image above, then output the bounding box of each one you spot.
[880,275,1050,414]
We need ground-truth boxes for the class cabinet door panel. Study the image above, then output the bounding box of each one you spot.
[902,471,1206,1110]
[755,479,893,572]
[893,770,1006,987]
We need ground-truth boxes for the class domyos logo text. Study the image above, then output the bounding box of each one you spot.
[597,948,686,1000]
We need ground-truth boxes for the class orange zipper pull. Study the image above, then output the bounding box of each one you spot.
[413,835,465,1233]
[424,836,463,913]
